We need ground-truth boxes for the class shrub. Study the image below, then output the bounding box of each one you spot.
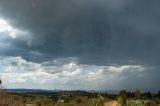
[76,99,82,103]
[88,95,104,106]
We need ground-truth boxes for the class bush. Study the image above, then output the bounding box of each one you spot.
[125,99,159,106]
[88,95,104,106]
[35,100,41,106]
[76,99,82,103]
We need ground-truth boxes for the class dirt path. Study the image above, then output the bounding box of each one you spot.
[104,100,120,106]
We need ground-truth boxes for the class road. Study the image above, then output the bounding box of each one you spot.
[104,100,120,106]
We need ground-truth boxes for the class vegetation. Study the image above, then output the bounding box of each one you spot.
[117,90,127,105]
[0,89,23,106]
[117,90,160,106]
[0,87,160,106]
[88,95,104,106]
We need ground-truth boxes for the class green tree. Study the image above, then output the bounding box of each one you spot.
[117,90,127,106]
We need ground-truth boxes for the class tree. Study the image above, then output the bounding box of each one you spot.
[158,91,160,98]
[117,90,127,106]
[143,92,152,99]
[134,89,142,99]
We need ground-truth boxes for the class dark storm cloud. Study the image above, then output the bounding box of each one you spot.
[0,0,160,65]
[0,0,160,89]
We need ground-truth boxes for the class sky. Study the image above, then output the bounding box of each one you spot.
[0,0,160,91]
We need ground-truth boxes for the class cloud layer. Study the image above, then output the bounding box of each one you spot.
[0,56,149,90]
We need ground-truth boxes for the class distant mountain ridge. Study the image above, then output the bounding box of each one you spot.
[7,89,56,93]
[7,88,159,94]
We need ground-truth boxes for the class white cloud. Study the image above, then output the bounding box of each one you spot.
[0,19,20,39]
[0,19,13,37]
[0,56,146,90]
[0,19,33,48]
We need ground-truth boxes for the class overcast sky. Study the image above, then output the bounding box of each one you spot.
[0,0,160,91]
